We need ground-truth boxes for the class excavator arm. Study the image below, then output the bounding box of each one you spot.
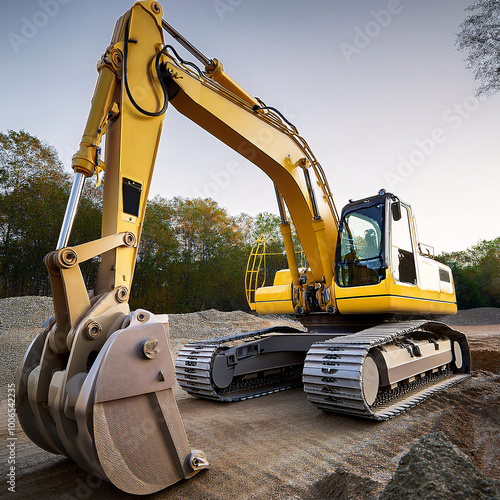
[162,52,339,312]
[15,3,209,494]
[69,0,341,319]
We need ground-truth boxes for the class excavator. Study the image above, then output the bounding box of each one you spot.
[15,1,470,495]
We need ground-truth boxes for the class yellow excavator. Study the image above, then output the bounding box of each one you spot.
[15,1,470,495]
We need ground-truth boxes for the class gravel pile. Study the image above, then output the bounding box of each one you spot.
[1,295,498,390]
[2,296,499,333]
[307,467,380,499]
[0,296,54,332]
[0,296,303,332]
[379,432,500,499]
[0,296,304,389]
[438,307,500,326]
[0,296,303,340]
[168,308,304,340]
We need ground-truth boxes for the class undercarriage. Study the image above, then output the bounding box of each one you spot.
[175,319,470,420]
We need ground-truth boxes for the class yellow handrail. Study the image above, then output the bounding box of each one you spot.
[245,233,266,309]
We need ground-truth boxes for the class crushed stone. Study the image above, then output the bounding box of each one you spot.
[379,432,500,500]
[438,307,500,326]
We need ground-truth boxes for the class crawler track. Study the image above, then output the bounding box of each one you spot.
[175,327,307,402]
[303,320,470,420]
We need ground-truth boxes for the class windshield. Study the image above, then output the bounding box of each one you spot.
[337,203,385,286]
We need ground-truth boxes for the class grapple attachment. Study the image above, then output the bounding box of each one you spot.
[16,292,207,495]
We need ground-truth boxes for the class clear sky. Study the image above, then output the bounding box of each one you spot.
[1,0,499,253]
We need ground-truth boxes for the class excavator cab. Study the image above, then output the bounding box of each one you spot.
[334,190,456,316]
[250,189,456,318]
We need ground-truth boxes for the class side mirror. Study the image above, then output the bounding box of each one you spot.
[391,201,402,221]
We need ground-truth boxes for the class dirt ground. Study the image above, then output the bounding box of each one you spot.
[1,322,499,499]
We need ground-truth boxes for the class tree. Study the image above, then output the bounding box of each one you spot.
[0,130,69,295]
[0,130,68,194]
[169,197,247,311]
[131,196,179,312]
[131,196,250,313]
[456,0,500,98]
[0,130,102,297]
[0,131,300,311]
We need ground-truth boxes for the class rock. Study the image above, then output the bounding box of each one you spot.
[378,432,500,500]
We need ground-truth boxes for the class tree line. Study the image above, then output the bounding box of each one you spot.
[0,130,498,312]
[131,196,289,312]
[0,130,288,313]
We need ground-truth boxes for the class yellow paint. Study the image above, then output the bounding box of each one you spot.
[334,271,457,315]
[255,284,295,314]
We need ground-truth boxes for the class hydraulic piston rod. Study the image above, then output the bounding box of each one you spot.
[161,18,261,108]
[56,172,86,250]
[162,19,212,67]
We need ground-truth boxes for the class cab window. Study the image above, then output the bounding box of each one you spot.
[337,203,385,286]
[391,203,417,284]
